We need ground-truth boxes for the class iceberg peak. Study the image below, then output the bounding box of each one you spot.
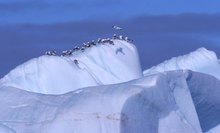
[144,47,220,80]
[0,39,143,94]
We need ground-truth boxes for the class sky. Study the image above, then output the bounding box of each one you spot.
[0,0,220,77]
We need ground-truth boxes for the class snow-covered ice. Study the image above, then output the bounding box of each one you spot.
[0,70,212,133]
[144,47,220,80]
[1,70,220,133]
[1,39,220,133]
[0,40,142,94]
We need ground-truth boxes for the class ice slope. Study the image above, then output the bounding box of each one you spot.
[143,48,220,80]
[186,72,220,133]
[0,70,208,133]
[0,39,142,94]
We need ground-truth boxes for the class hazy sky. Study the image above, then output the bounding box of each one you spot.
[0,0,220,77]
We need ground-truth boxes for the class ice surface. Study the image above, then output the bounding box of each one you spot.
[0,70,211,133]
[0,124,15,133]
[186,72,220,133]
[1,70,220,133]
[144,47,220,80]
[1,38,220,133]
[0,40,142,94]
[206,125,220,133]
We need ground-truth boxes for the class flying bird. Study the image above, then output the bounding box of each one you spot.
[112,25,122,30]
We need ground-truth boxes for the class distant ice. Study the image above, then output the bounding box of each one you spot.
[144,47,220,80]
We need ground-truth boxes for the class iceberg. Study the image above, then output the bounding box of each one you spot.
[0,40,142,94]
[1,70,220,133]
[144,47,220,80]
[0,70,210,133]
[1,38,220,133]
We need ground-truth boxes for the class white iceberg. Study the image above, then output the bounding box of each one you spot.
[144,47,220,80]
[0,39,220,133]
[0,40,142,94]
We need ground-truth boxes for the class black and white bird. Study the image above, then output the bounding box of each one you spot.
[113,34,118,39]
[68,50,73,55]
[112,25,122,30]
[73,46,80,51]
[85,42,91,48]
[119,35,124,40]
[61,50,72,56]
[45,51,52,56]
[97,38,102,43]
[74,59,79,65]
[82,43,87,47]
[91,40,96,45]
[125,36,133,42]
[109,40,114,45]
[81,47,85,52]
[51,51,57,56]
[45,51,56,56]
[62,50,68,56]
[101,39,110,44]
[61,50,68,56]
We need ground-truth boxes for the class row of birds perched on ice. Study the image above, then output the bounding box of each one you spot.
[45,34,133,56]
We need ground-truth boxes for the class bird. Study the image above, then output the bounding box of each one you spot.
[113,34,118,39]
[45,51,51,56]
[74,59,79,65]
[83,43,87,47]
[109,40,114,45]
[73,46,80,51]
[67,50,73,55]
[101,38,107,43]
[51,51,57,56]
[91,40,96,45]
[61,50,68,56]
[45,51,56,56]
[119,35,124,40]
[81,47,85,52]
[125,37,133,42]
[97,38,102,43]
[112,25,122,30]
[85,43,91,48]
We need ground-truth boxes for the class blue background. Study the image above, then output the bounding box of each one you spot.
[0,0,220,77]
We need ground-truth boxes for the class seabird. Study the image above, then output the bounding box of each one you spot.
[119,35,124,40]
[74,59,79,65]
[109,40,114,45]
[45,51,51,55]
[51,51,57,56]
[85,43,91,48]
[112,25,122,30]
[101,39,106,44]
[83,43,87,47]
[125,37,133,42]
[91,40,96,45]
[67,50,73,55]
[81,47,85,52]
[97,38,102,43]
[45,51,56,56]
[73,46,80,51]
[113,34,118,39]
[61,50,68,56]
